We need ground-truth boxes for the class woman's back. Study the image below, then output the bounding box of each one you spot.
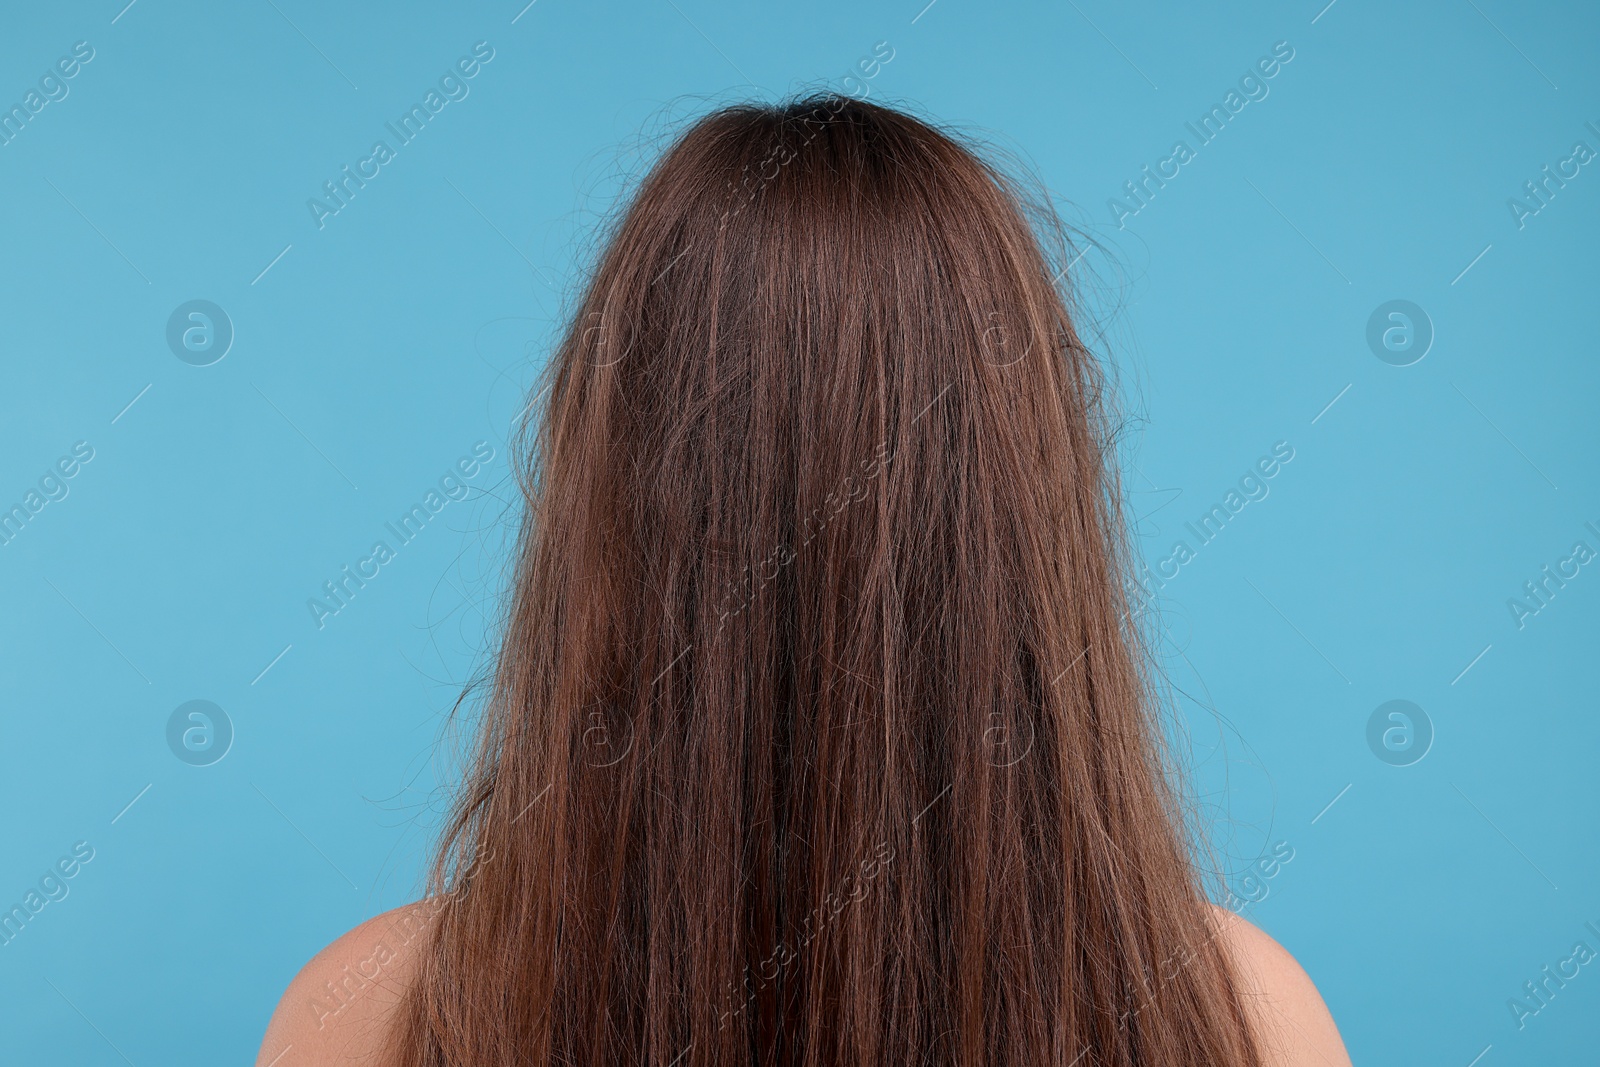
[260,95,1352,1067]
[260,902,1349,1065]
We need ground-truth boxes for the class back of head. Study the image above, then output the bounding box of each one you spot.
[395,93,1262,1067]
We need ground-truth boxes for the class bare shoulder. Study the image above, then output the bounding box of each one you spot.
[1207,904,1353,1067]
[256,901,440,1067]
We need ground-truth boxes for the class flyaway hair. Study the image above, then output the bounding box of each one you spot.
[393,93,1263,1067]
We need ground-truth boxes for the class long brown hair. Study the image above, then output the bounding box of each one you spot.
[393,93,1261,1067]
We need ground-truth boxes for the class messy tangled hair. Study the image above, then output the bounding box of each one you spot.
[392,93,1262,1066]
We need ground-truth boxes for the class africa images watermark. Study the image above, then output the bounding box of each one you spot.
[306,441,495,629]
[1505,518,1599,631]
[714,839,897,1032]
[713,40,896,235]
[1506,119,1599,231]
[0,841,96,948]
[1109,40,1296,229]
[0,40,95,148]
[584,40,899,377]
[1506,917,1600,1032]
[307,42,496,230]
[1220,840,1295,913]
[712,439,893,633]
[303,843,502,1031]
[0,440,95,549]
[1133,440,1296,596]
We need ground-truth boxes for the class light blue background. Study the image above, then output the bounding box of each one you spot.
[1,1,1595,1063]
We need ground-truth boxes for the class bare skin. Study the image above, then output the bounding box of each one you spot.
[256,902,436,1067]
[1207,905,1355,1067]
[257,902,1352,1066]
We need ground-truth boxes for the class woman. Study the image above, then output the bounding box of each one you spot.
[259,94,1351,1066]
